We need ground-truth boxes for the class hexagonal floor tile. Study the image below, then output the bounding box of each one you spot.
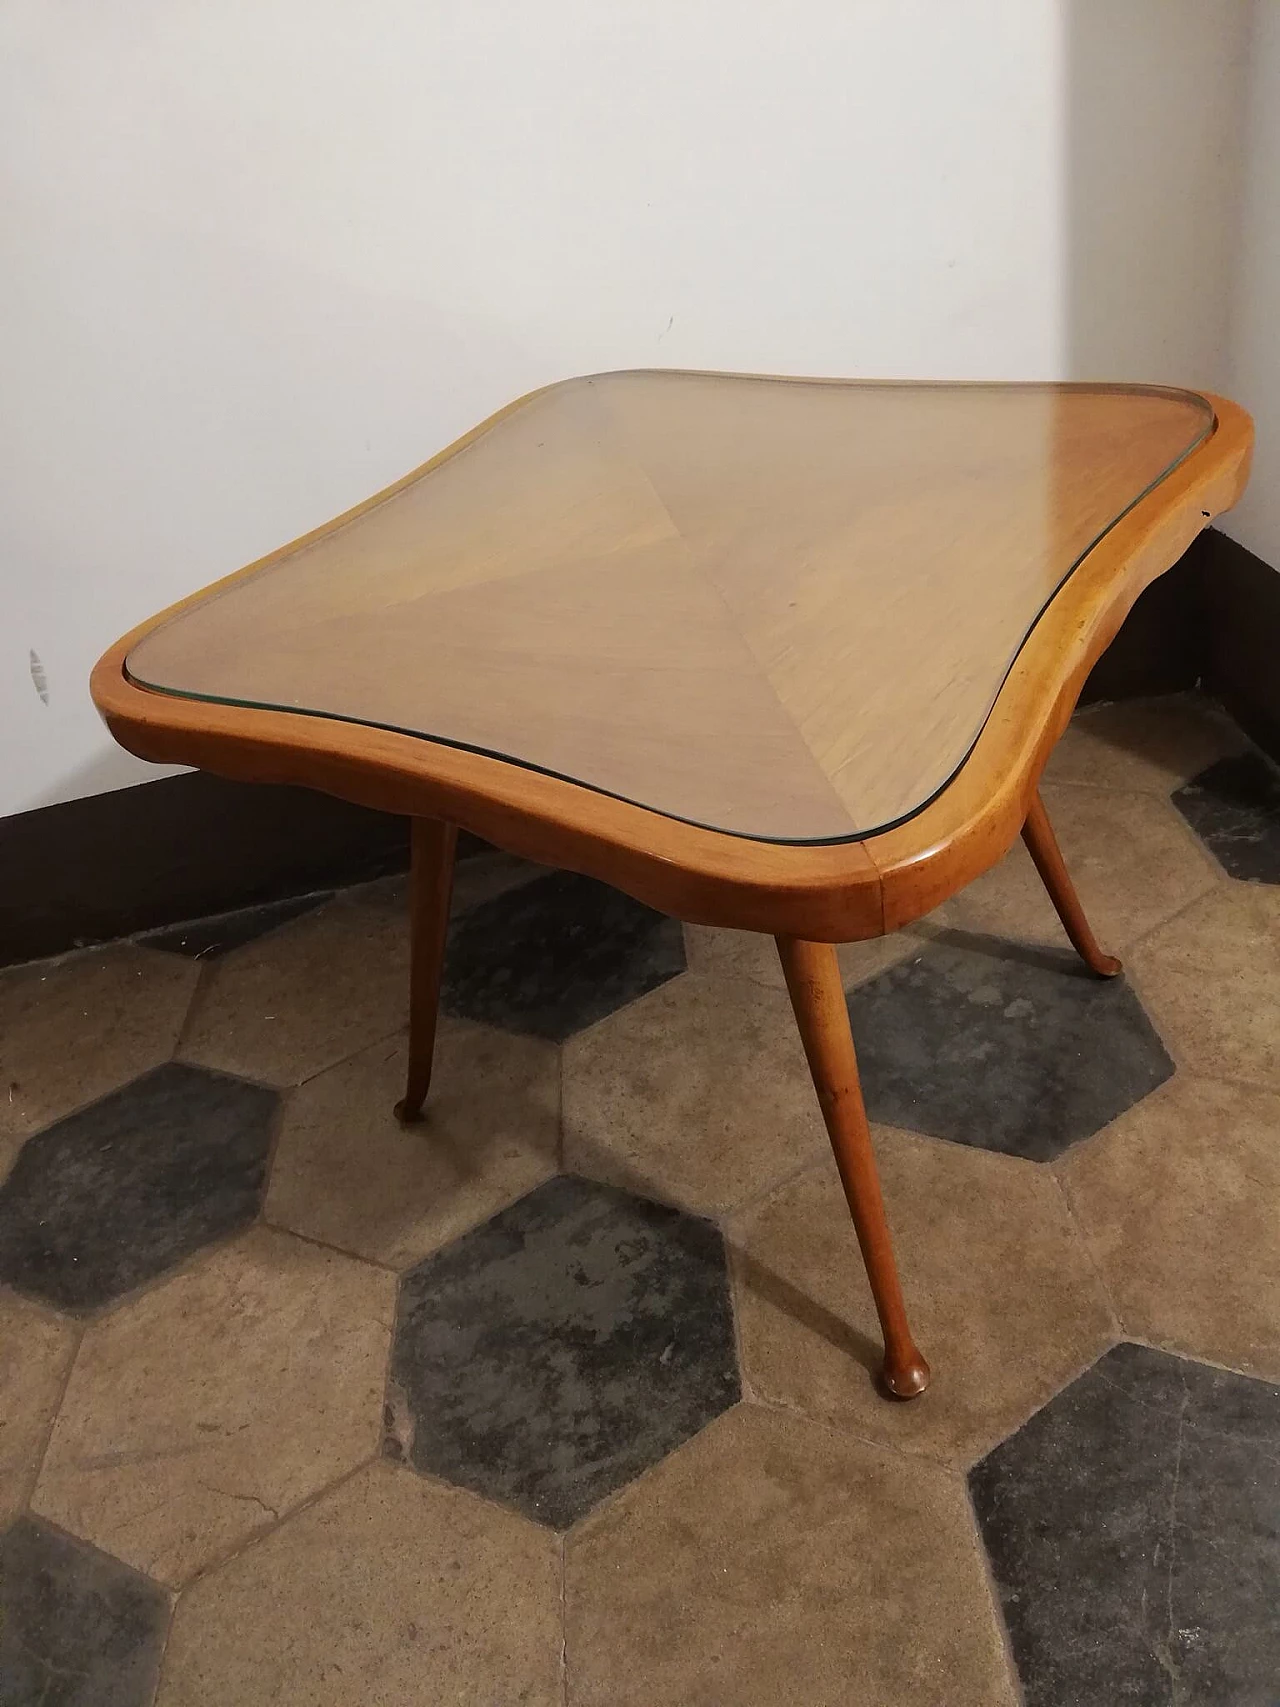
[971,1343,1280,1706]
[1043,693,1243,797]
[1171,750,1280,883]
[0,1515,169,1706]
[734,1137,1114,1465]
[442,869,686,1041]
[139,890,332,959]
[1059,1074,1280,1380]
[265,1024,559,1268]
[563,972,826,1213]
[846,936,1174,1160]
[178,889,411,1086]
[33,1227,393,1586]
[0,944,197,1144]
[565,1404,1018,1707]
[946,785,1219,955]
[386,1175,738,1528]
[0,1063,277,1312]
[158,1462,560,1707]
[1129,882,1280,1090]
[0,1292,77,1524]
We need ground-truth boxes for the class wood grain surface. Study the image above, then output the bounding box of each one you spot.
[92,374,1253,942]
[124,374,1216,842]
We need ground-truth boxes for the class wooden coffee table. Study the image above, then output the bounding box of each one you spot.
[91,371,1252,1399]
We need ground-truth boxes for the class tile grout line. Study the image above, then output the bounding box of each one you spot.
[960,1471,1029,1707]
[20,1310,84,1517]
[738,1387,965,1480]
[256,1215,403,1277]
[174,1452,381,1598]
[558,1531,569,1707]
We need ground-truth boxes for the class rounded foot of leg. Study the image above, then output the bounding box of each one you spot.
[881,1348,931,1400]
[393,1097,425,1126]
[1090,953,1123,979]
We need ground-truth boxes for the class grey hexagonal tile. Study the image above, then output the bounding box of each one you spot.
[0,1515,169,1707]
[0,1063,277,1311]
[971,1343,1280,1706]
[846,937,1174,1160]
[442,870,686,1040]
[386,1175,739,1528]
[1171,751,1280,883]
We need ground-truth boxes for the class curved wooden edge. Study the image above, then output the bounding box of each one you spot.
[89,391,1252,943]
[867,392,1253,928]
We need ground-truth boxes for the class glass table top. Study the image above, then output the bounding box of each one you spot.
[127,372,1214,843]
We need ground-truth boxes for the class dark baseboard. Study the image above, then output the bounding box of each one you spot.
[1,774,411,968]
[1201,530,1280,762]
[1078,535,1209,705]
[4,527,1276,968]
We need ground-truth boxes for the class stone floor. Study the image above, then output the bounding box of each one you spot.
[1,692,1279,1705]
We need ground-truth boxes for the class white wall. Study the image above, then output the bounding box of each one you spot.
[0,0,1255,819]
[1063,0,1250,390]
[1223,2,1280,567]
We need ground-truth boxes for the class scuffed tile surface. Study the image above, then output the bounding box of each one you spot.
[0,946,196,1142]
[33,1228,393,1586]
[735,1138,1114,1465]
[266,1025,559,1269]
[948,785,1218,954]
[157,1463,560,1707]
[0,1515,168,1707]
[179,889,411,1085]
[566,1405,1018,1706]
[443,869,686,1040]
[1059,1075,1280,1380]
[386,1175,738,1527]
[0,1064,277,1311]
[563,973,825,1213]
[0,1293,77,1523]
[971,1343,1280,1706]
[1130,883,1280,1090]
[1171,750,1280,882]
[847,938,1173,1160]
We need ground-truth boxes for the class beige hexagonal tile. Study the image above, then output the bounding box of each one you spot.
[947,784,1219,954]
[0,1290,77,1523]
[0,945,197,1143]
[1043,694,1242,796]
[1128,883,1280,1089]
[1059,1074,1280,1380]
[563,973,827,1214]
[178,889,411,1086]
[682,914,946,993]
[733,1132,1114,1465]
[33,1227,393,1586]
[565,1403,1016,1707]
[157,1461,561,1707]
[265,1023,560,1268]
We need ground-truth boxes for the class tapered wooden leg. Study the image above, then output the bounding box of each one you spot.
[775,937,930,1399]
[1021,790,1122,978]
[394,818,458,1124]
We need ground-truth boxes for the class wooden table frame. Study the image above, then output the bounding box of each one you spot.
[91,390,1252,1401]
